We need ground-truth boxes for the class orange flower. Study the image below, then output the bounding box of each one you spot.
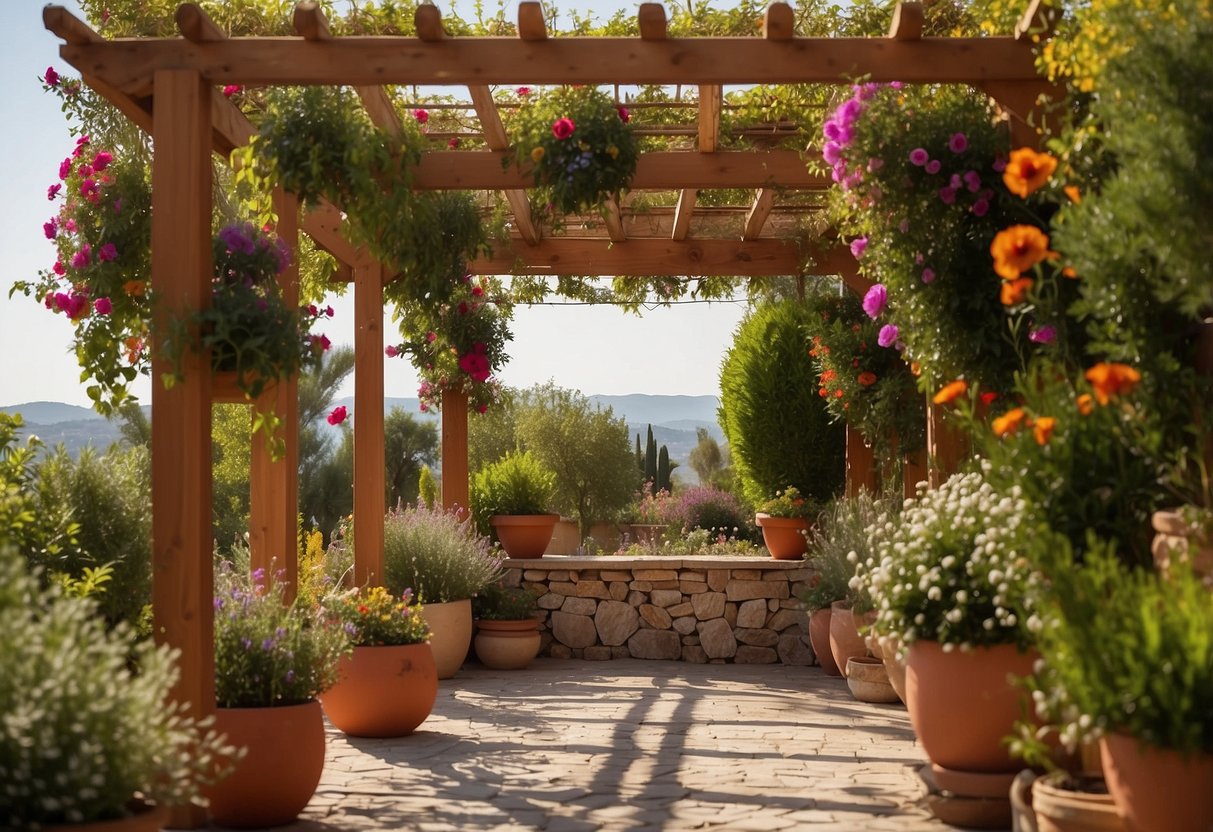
[1064,185,1082,204]
[1000,277,1035,306]
[991,225,1059,280]
[1076,393,1094,415]
[1085,362,1142,405]
[123,336,142,364]
[933,380,968,405]
[1003,147,1058,198]
[1033,416,1057,446]
[123,280,145,297]
[1062,266,1078,279]
[857,371,877,387]
[910,361,922,377]
[992,407,1029,437]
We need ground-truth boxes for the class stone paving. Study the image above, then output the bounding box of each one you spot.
[273,659,953,832]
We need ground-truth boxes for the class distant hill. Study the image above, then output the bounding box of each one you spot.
[1,401,105,425]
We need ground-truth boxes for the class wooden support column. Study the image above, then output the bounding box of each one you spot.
[903,448,928,499]
[845,426,877,498]
[926,400,968,488]
[248,191,300,599]
[441,390,470,514]
[149,68,212,830]
[353,260,385,587]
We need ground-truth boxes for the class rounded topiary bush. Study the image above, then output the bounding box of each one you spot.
[719,299,846,507]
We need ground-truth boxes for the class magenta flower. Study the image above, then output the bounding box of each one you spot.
[862,283,887,319]
[921,267,936,284]
[72,135,90,158]
[112,198,122,215]
[1029,325,1057,344]
[938,187,957,205]
[412,108,429,124]
[925,160,942,175]
[877,324,899,349]
[448,137,460,149]
[58,158,71,180]
[868,157,884,172]
[909,148,929,166]
[92,151,113,172]
[426,331,437,343]
[307,303,319,316]
[849,236,869,259]
[222,84,242,98]
[822,141,843,165]
[823,121,842,141]
[325,305,334,317]
[516,87,531,97]
[552,117,575,140]
[310,334,332,353]
[98,243,118,262]
[45,66,60,87]
[43,220,57,240]
[71,244,91,270]
[385,345,400,358]
[52,260,66,276]
[80,179,100,203]
[972,199,990,217]
[78,164,94,179]
[963,170,982,192]
[993,155,1007,173]
[617,106,630,123]
[327,406,348,426]
[948,133,968,153]
[93,297,113,315]
[47,183,62,200]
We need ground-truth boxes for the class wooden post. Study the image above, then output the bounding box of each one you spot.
[248,192,300,600]
[149,68,212,830]
[845,425,877,498]
[926,400,968,488]
[353,260,385,587]
[441,390,470,514]
[903,448,928,499]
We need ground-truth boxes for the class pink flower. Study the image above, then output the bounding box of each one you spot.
[222,85,242,98]
[822,141,843,165]
[80,179,100,203]
[64,218,76,233]
[52,260,66,276]
[849,237,869,259]
[92,151,113,172]
[921,267,936,284]
[963,170,982,192]
[78,164,94,179]
[93,297,113,315]
[325,306,334,318]
[47,183,62,200]
[909,148,929,166]
[1028,325,1057,344]
[426,331,437,343]
[972,199,990,217]
[412,108,429,124]
[877,324,899,348]
[71,244,91,270]
[477,404,488,414]
[307,303,319,316]
[311,334,332,352]
[448,137,460,149]
[925,160,942,175]
[618,106,630,123]
[552,117,575,140]
[58,158,72,180]
[327,406,347,425]
[993,155,1007,173]
[516,87,531,97]
[43,220,57,240]
[44,66,60,87]
[385,345,400,358]
[458,350,491,383]
[72,135,90,158]
[948,132,968,153]
[98,243,118,262]
[862,283,887,319]
[938,187,957,205]
[868,157,884,172]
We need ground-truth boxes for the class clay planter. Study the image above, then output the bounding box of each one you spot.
[205,700,325,828]
[491,513,560,559]
[881,636,908,704]
[474,619,542,670]
[846,656,900,704]
[421,598,473,679]
[320,643,438,737]
[44,802,168,832]
[828,601,868,678]
[755,513,810,559]
[808,607,841,676]
[1100,733,1213,832]
[905,640,1036,773]
[1151,509,1213,582]
[1032,771,1126,832]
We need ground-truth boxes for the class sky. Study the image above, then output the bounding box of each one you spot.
[0,0,750,410]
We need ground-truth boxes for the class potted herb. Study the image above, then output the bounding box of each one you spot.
[755,486,817,560]
[0,547,232,830]
[319,586,436,737]
[207,565,350,828]
[472,583,542,670]
[472,450,559,559]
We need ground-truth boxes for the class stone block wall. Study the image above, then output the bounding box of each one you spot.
[502,556,819,665]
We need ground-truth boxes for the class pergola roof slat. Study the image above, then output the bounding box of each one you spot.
[763,2,795,40]
[415,4,445,42]
[518,1,548,41]
[742,188,776,240]
[672,189,698,241]
[468,84,540,245]
[176,3,226,43]
[638,3,667,40]
[888,2,924,41]
[292,1,331,41]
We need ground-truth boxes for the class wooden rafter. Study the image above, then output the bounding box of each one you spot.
[763,2,795,40]
[603,197,627,243]
[671,188,697,242]
[888,2,924,40]
[517,1,548,41]
[742,189,776,240]
[467,83,539,245]
[638,2,667,40]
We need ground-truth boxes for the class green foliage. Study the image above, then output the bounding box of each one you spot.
[472,583,540,621]
[718,299,845,507]
[213,565,350,708]
[801,494,885,613]
[298,347,355,540]
[0,546,233,826]
[618,527,762,558]
[468,388,519,474]
[657,446,672,493]
[212,403,252,554]
[757,486,817,520]
[471,451,556,534]
[379,503,502,603]
[644,425,657,486]
[323,585,430,646]
[687,428,726,487]
[383,407,439,510]
[417,465,438,509]
[0,414,76,568]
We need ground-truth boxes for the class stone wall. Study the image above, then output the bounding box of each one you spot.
[502,556,818,665]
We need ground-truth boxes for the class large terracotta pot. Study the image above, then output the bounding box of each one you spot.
[1100,733,1213,832]
[44,802,168,832]
[755,513,810,559]
[828,601,868,678]
[881,635,908,704]
[205,700,325,828]
[808,606,841,676]
[491,514,560,559]
[320,643,438,737]
[1032,771,1125,832]
[421,598,473,679]
[905,640,1036,773]
[474,619,542,670]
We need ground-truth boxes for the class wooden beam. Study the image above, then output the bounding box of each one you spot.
[671,188,698,240]
[292,1,331,41]
[441,391,470,513]
[604,197,627,242]
[978,80,1059,149]
[43,4,102,44]
[176,3,226,43]
[846,425,877,498]
[149,68,212,830]
[698,85,722,153]
[1015,0,1054,41]
[415,3,445,42]
[468,84,540,244]
[468,237,809,276]
[638,3,667,40]
[763,2,795,40]
[353,261,385,587]
[888,2,924,40]
[304,203,368,274]
[59,36,1046,92]
[742,188,775,240]
[518,1,548,41]
[356,86,403,136]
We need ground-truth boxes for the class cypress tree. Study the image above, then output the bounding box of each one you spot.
[644,424,657,493]
[657,445,671,493]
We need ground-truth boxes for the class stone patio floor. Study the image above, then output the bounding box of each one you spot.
[267,658,957,832]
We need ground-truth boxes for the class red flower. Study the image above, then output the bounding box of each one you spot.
[617,106,630,123]
[327,406,347,425]
[552,117,575,140]
[979,391,999,405]
[222,85,243,98]
[448,137,460,149]
[412,108,429,124]
[857,371,877,387]
[516,87,531,97]
[44,66,60,87]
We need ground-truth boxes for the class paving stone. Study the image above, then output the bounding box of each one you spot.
[735,645,779,663]
[560,596,598,615]
[545,571,572,581]
[650,589,682,608]
[724,602,738,627]
[595,600,640,645]
[627,628,681,660]
[768,598,781,612]
[779,567,814,582]
[735,627,779,647]
[681,645,708,663]
[779,598,803,609]
[610,645,631,659]
[550,611,598,648]
[672,615,698,635]
[549,580,578,595]
[681,570,706,581]
[697,618,737,659]
[634,569,678,581]
[692,591,726,620]
[726,579,790,601]
[608,581,629,601]
[629,580,653,592]
[549,643,573,659]
[639,603,673,629]
[523,569,548,581]
[681,634,700,646]
[707,569,730,591]
[732,568,764,580]
[737,599,768,628]
[650,580,680,590]
[626,590,646,607]
[575,580,611,599]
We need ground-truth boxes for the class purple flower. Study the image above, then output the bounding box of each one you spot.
[925,160,942,175]
[921,267,936,284]
[98,243,118,262]
[862,283,887,319]
[948,132,968,153]
[909,148,929,166]
[972,199,990,217]
[43,219,57,240]
[822,141,843,165]
[285,670,296,684]
[993,156,1007,172]
[849,237,869,259]
[963,170,982,192]
[939,187,957,205]
[823,121,842,141]
[1029,325,1057,344]
[241,637,253,650]
[47,184,61,201]
[877,324,899,348]
[840,99,862,123]
[93,297,112,315]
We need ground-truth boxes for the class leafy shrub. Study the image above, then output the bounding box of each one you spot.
[618,527,762,558]
[800,493,885,613]
[1,413,76,570]
[666,486,753,539]
[473,583,539,621]
[378,503,502,604]
[471,450,556,535]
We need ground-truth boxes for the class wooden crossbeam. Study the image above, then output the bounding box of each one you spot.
[415,4,445,42]
[518,2,548,41]
[292,2,331,41]
[356,86,403,136]
[467,85,540,245]
[43,4,102,43]
[888,3,924,40]
[604,197,627,242]
[763,2,795,40]
[672,189,698,241]
[638,3,667,40]
[742,188,776,240]
[176,3,225,42]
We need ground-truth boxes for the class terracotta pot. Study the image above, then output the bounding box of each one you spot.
[808,607,841,675]
[1151,509,1213,582]
[1032,771,1125,832]
[881,635,908,704]
[828,601,868,678]
[44,802,168,832]
[905,640,1036,773]
[205,700,325,828]
[846,656,900,704]
[474,619,542,670]
[755,513,810,559]
[1100,733,1213,832]
[320,643,438,737]
[421,598,473,679]
[491,514,560,559]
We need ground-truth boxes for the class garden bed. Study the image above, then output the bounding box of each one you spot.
[503,556,817,665]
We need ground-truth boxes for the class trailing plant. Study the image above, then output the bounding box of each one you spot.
[801,493,886,613]
[472,582,540,621]
[378,503,502,604]
[323,586,430,647]
[470,450,556,535]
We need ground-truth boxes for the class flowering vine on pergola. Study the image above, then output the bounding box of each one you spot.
[43,0,1051,823]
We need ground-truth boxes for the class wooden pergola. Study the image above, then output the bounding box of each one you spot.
[44,1,1050,822]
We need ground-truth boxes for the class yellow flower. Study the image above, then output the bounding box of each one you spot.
[606,145,619,159]
[530,146,545,163]
[1003,147,1058,198]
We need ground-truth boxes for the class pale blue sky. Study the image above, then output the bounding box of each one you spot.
[0,0,750,409]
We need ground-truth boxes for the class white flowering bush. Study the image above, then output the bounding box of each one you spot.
[853,467,1038,650]
[0,545,234,827]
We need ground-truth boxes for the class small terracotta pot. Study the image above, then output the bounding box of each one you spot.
[421,598,473,679]
[755,513,810,559]
[808,607,841,676]
[320,643,438,737]
[1032,771,1126,832]
[828,601,868,678]
[205,699,325,828]
[905,640,1036,773]
[43,802,168,832]
[491,514,560,559]
[1101,732,1213,832]
[846,656,900,704]
[474,619,542,670]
